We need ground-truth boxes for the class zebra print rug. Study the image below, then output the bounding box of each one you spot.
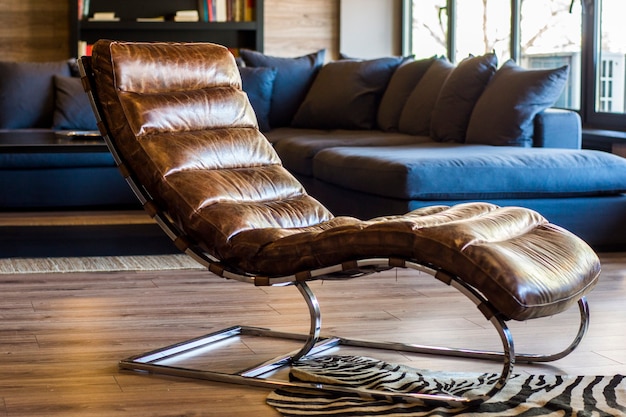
[266,355,626,416]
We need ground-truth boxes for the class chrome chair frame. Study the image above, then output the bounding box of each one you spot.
[79,55,591,408]
[118,265,589,407]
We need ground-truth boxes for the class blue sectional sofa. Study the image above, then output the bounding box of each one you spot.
[238,49,626,249]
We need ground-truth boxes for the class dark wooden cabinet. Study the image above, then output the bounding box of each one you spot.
[69,0,263,57]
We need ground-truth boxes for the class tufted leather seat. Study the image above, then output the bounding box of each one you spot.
[82,40,600,405]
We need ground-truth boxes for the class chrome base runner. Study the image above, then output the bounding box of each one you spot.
[119,267,590,408]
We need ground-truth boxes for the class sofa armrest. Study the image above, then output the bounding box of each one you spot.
[533,108,581,149]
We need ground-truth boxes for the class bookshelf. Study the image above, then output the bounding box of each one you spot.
[69,0,264,57]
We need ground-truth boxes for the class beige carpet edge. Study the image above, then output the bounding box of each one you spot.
[0,254,205,274]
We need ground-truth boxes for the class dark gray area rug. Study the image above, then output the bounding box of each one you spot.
[267,355,626,416]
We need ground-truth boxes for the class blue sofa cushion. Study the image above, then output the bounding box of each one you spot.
[430,53,498,143]
[377,57,435,132]
[52,75,99,131]
[398,58,455,136]
[239,49,325,129]
[291,57,403,130]
[313,143,626,200]
[239,67,277,132]
[268,128,432,176]
[0,60,71,128]
[466,60,569,147]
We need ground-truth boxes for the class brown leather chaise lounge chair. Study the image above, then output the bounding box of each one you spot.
[79,40,600,407]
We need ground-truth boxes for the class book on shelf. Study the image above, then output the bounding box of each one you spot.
[229,0,244,22]
[215,0,227,22]
[198,0,209,22]
[77,0,91,19]
[244,0,255,21]
[208,0,215,22]
[136,16,166,22]
[198,0,211,22]
[88,12,120,21]
[174,9,200,22]
[77,41,93,57]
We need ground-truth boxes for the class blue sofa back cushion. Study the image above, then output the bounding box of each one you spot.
[239,67,277,132]
[239,49,326,129]
[430,53,498,143]
[52,75,99,131]
[377,57,435,132]
[398,58,455,136]
[291,57,404,130]
[466,60,569,147]
[0,60,71,129]
[312,143,626,200]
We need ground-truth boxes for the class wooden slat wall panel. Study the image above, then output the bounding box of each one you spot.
[264,0,338,60]
[0,0,338,62]
[0,0,69,61]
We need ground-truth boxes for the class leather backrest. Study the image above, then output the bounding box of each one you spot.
[89,40,333,260]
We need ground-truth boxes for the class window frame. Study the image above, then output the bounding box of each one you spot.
[581,0,625,130]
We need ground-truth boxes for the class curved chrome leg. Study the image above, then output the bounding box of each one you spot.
[516,296,590,363]
[292,281,322,361]
[322,269,519,406]
[444,274,516,405]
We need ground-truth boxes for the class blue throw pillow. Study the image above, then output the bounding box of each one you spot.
[239,49,326,128]
[377,57,436,132]
[430,52,498,143]
[466,60,569,147]
[291,57,404,130]
[398,58,455,136]
[0,60,71,128]
[52,75,98,131]
[239,67,277,132]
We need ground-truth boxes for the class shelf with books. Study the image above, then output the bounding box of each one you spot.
[69,0,263,57]
[78,21,258,31]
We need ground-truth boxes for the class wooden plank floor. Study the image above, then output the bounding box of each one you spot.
[1,252,625,416]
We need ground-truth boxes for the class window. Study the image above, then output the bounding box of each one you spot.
[599,59,616,112]
[455,0,511,62]
[408,0,626,131]
[587,0,626,128]
[520,0,581,110]
[409,0,447,58]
